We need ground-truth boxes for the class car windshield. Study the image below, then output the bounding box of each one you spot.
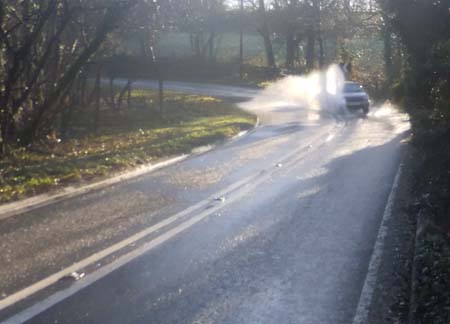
[344,83,364,93]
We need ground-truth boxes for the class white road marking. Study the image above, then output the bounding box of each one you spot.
[1,124,339,322]
[0,115,261,221]
[1,181,258,324]
[351,162,404,324]
[0,173,254,312]
[0,156,188,221]
[326,133,335,142]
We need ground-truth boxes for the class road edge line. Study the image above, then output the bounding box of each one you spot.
[0,118,259,221]
[0,170,258,312]
[0,199,236,324]
[0,155,187,221]
[3,119,322,324]
[0,120,333,321]
[351,161,404,324]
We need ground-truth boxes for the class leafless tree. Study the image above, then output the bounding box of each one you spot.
[0,0,138,153]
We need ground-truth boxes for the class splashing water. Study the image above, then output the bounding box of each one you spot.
[239,65,346,124]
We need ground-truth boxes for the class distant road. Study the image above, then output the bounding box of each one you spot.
[0,81,410,324]
[111,79,260,99]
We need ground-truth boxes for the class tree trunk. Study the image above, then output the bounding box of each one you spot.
[313,0,325,68]
[79,71,88,106]
[208,31,216,62]
[60,96,73,140]
[258,0,276,70]
[19,1,138,145]
[239,0,244,79]
[93,65,102,133]
[262,34,276,70]
[109,76,116,110]
[194,33,202,58]
[117,80,132,110]
[0,111,11,155]
[158,78,164,112]
[306,31,316,72]
[146,44,164,111]
[189,34,195,56]
[318,36,325,68]
[286,29,296,70]
[383,22,394,86]
[286,0,299,70]
[127,82,132,109]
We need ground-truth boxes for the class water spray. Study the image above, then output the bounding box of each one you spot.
[239,65,347,124]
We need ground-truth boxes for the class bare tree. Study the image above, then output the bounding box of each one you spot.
[257,0,277,69]
[0,0,138,152]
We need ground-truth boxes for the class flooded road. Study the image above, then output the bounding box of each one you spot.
[0,81,410,324]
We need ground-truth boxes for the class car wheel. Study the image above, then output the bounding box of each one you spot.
[362,106,369,115]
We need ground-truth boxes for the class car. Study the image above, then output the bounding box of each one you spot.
[341,81,370,115]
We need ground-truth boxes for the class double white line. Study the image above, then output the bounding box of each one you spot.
[1,124,338,323]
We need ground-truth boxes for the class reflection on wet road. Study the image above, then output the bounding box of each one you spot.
[0,81,410,324]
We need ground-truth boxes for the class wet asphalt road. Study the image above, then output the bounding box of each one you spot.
[0,82,410,323]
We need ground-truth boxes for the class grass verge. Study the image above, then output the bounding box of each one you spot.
[0,90,256,204]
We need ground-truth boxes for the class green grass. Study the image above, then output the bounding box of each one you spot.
[156,32,268,63]
[0,90,256,204]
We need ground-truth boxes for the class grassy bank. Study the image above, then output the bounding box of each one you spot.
[0,90,256,204]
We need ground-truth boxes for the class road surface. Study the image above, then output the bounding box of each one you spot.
[0,81,410,323]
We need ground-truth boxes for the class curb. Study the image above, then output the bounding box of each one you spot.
[0,156,187,221]
[0,116,260,221]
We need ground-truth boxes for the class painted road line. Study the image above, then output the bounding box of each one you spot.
[1,173,264,324]
[1,124,340,324]
[0,156,188,221]
[0,111,260,221]
[0,172,255,312]
[0,123,338,316]
[351,162,404,324]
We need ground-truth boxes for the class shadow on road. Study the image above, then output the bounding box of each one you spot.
[28,130,409,324]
